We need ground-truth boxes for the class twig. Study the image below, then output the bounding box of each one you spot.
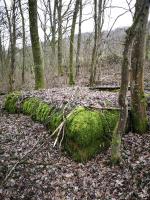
[53,108,75,147]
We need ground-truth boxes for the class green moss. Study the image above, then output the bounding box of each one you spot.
[131,93,148,133]
[22,98,41,119]
[48,109,63,132]
[22,98,54,124]
[101,110,119,137]
[4,92,21,113]
[36,102,53,123]
[65,140,102,162]
[131,108,148,133]
[64,107,119,162]
[4,93,119,163]
[111,123,122,165]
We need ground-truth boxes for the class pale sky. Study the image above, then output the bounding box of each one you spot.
[38,0,136,39]
[2,0,149,45]
[81,0,135,33]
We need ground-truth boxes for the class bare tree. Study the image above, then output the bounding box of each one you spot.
[56,0,63,75]
[69,0,80,85]
[111,0,149,164]
[89,0,104,86]
[28,0,45,89]
[130,0,149,133]
[76,0,82,77]
[47,0,57,58]
[18,0,26,84]
[4,0,17,91]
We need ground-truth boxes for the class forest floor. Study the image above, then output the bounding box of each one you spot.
[0,88,150,200]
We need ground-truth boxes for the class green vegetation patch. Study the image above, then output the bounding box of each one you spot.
[101,110,119,137]
[22,98,53,124]
[64,107,119,162]
[22,97,41,119]
[36,102,53,124]
[4,93,119,162]
[47,109,63,132]
[4,92,21,113]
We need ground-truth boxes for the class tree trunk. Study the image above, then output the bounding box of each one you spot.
[69,0,80,85]
[18,0,26,85]
[146,35,150,60]
[130,0,149,133]
[111,1,148,164]
[9,0,16,92]
[48,0,57,65]
[56,0,63,75]
[89,0,98,86]
[76,0,82,77]
[28,0,45,89]
[89,0,104,86]
[0,31,4,78]
[4,0,16,92]
[111,35,131,164]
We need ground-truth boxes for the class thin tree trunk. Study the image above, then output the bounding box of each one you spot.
[69,0,80,85]
[96,0,104,82]
[146,34,150,60]
[130,0,149,133]
[28,0,45,89]
[48,0,56,58]
[76,0,82,77]
[89,0,98,86]
[0,31,3,77]
[10,1,16,91]
[4,0,16,91]
[111,34,132,164]
[56,0,63,75]
[111,1,147,164]
[18,0,26,85]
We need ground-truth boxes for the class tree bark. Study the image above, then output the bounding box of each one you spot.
[69,0,80,85]
[146,34,150,60]
[89,0,98,86]
[48,0,57,63]
[18,0,26,85]
[130,0,149,133]
[0,30,4,78]
[28,0,45,89]
[56,0,63,75]
[76,0,82,77]
[89,0,103,86]
[111,1,147,164]
[4,0,17,92]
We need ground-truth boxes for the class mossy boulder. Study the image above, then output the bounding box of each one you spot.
[64,107,119,162]
[4,92,21,113]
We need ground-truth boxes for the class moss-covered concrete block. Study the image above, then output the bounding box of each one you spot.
[22,97,41,119]
[4,93,119,162]
[64,107,119,162]
[22,98,54,125]
[47,109,63,132]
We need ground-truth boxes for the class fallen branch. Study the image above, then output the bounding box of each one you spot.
[87,106,121,111]
[53,108,75,147]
